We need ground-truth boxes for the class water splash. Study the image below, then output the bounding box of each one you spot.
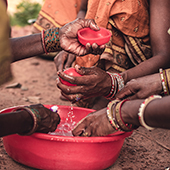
[49,104,77,136]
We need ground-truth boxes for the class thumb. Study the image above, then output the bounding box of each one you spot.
[75,64,95,76]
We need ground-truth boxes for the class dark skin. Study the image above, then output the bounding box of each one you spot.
[57,64,111,103]
[10,18,105,62]
[0,104,60,137]
[54,0,88,72]
[1,18,105,137]
[57,0,170,106]
[72,96,170,137]
[115,73,163,100]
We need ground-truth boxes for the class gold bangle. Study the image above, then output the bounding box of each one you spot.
[107,100,120,130]
[164,68,170,94]
[115,100,133,132]
[163,69,169,95]
[159,68,168,95]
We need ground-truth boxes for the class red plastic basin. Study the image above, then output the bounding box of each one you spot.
[1,105,132,170]
[78,27,111,46]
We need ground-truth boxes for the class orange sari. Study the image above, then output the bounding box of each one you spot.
[32,0,81,33]
[75,0,151,73]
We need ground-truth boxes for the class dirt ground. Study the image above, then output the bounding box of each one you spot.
[0,26,170,170]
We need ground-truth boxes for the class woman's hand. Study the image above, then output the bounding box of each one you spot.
[29,104,60,134]
[72,108,116,137]
[116,73,162,100]
[54,50,76,72]
[59,18,105,56]
[57,65,112,103]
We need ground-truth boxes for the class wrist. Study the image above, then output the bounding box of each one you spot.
[121,100,141,127]
[104,72,124,100]
[16,110,33,134]
[12,106,41,135]
[41,28,62,54]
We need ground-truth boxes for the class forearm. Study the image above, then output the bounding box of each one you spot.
[121,0,170,84]
[122,96,170,129]
[0,110,33,137]
[76,0,88,18]
[10,33,44,62]
[121,54,170,84]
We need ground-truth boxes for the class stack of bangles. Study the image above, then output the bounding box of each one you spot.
[106,99,138,132]
[12,106,41,135]
[41,27,62,55]
[106,95,162,132]
[104,72,124,100]
[159,68,170,95]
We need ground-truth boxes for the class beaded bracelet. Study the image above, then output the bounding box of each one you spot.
[41,27,62,54]
[112,73,124,92]
[104,72,124,100]
[115,99,136,132]
[159,68,169,95]
[138,95,162,130]
[106,100,120,130]
[12,106,41,135]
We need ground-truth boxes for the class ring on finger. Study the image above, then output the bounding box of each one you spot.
[75,94,81,102]
[82,132,89,137]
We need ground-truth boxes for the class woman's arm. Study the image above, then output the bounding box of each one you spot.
[0,104,60,137]
[72,95,170,137]
[0,110,33,137]
[121,96,170,129]
[10,33,43,62]
[77,0,88,19]
[10,18,105,63]
[121,0,170,84]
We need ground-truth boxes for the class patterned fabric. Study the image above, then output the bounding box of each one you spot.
[0,0,12,86]
[32,0,81,33]
[32,0,152,108]
[77,0,151,73]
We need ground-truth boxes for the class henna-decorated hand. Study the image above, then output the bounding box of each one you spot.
[54,50,76,72]
[116,73,162,100]
[28,104,60,134]
[59,18,105,56]
[72,108,116,137]
[57,65,112,103]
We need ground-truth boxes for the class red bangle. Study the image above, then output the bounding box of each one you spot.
[104,72,115,99]
[41,30,48,54]
[115,99,136,131]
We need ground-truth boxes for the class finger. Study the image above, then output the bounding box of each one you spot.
[57,80,85,94]
[81,129,92,137]
[72,119,88,136]
[85,43,105,55]
[74,64,95,76]
[81,126,92,137]
[116,88,134,100]
[61,92,85,103]
[65,54,76,69]
[54,52,68,72]
[84,19,100,31]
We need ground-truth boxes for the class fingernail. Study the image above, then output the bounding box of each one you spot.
[75,64,81,70]
[56,78,59,83]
